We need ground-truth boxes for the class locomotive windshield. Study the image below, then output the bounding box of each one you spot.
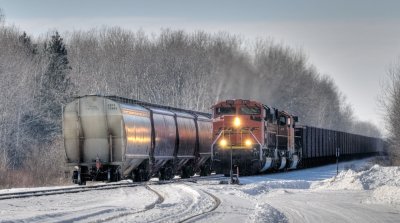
[215,107,236,115]
[240,106,261,115]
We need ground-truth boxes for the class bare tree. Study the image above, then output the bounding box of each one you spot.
[381,59,400,164]
[0,8,4,25]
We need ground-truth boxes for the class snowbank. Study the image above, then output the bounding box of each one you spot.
[311,164,400,205]
[247,203,288,223]
[312,165,400,190]
[367,185,400,206]
[241,180,310,196]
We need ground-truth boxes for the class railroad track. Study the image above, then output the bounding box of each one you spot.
[0,181,142,200]
[0,174,226,201]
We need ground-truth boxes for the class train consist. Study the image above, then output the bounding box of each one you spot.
[63,95,212,184]
[211,99,384,176]
[63,96,383,183]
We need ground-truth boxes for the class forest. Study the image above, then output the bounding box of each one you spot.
[0,9,394,188]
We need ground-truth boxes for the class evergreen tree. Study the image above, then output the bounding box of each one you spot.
[24,31,73,142]
[18,32,37,55]
[40,31,72,121]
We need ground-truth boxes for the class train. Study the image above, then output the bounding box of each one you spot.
[63,95,212,184]
[210,99,384,176]
[63,96,383,184]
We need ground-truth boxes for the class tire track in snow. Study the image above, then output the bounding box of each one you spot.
[178,189,221,223]
[91,185,165,223]
[119,183,217,223]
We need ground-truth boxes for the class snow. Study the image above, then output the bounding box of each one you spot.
[312,164,400,191]
[1,157,399,222]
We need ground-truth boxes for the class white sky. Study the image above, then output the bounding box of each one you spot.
[1,0,400,129]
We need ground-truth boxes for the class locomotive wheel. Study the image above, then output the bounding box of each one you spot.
[251,161,261,175]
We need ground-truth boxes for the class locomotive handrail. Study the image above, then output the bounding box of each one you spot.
[248,130,263,161]
[210,131,224,161]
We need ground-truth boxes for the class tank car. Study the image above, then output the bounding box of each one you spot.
[63,95,212,184]
[211,99,300,176]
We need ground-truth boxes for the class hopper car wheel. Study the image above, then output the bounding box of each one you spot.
[77,172,86,185]
[115,170,121,182]
[181,166,194,179]
[107,169,114,182]
[200,166,211,176]
[160,166,174,181]
[138,169,150,181]
[130,169,150,182]
[200,160,212,176]
[72,171,78,184]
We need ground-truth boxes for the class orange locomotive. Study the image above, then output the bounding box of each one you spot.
[211,99,300,176]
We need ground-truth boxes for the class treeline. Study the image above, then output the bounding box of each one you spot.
[0,12,381,187]
[65,28,380,134]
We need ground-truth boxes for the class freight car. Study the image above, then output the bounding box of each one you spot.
[63,95,212,184]
[296,126,383,168]
[211,99,383,176]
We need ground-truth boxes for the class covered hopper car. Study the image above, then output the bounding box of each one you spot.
[63,95,212,184]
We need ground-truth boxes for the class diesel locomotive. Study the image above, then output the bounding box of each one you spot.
[211,99,300,176]
[211,99,383,176]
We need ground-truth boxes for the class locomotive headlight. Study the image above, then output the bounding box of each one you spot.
[234,117,241,127]
[220,138,228,147]
[245,139,252,147]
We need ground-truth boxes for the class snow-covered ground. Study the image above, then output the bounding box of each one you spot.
[1,158,399,222]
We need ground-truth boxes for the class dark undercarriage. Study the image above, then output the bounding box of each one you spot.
[213,148,262,176]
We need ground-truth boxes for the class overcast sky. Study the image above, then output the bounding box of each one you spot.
[1,0,400,128]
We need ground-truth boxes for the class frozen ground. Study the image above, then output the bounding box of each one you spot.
[1,158,399,223]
